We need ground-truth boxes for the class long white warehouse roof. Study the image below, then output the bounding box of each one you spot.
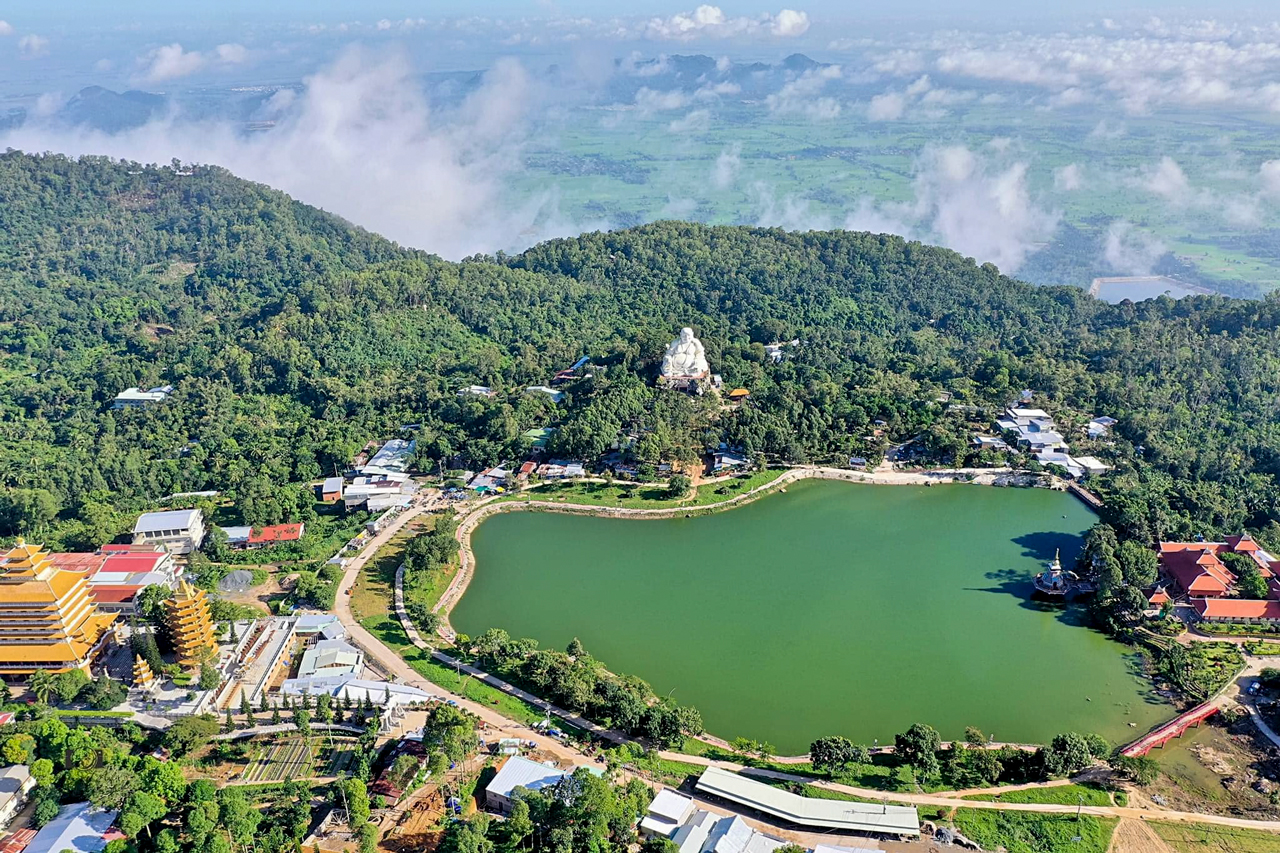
[694,767,920,837]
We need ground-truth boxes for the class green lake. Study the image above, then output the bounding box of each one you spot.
[453,479,1172,753]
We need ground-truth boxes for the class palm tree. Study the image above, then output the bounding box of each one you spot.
[28,669,54,705]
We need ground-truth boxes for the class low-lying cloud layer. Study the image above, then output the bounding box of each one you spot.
[1,48,596,260]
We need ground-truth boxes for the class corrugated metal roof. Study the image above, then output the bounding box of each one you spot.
[133,509,200,533]
[695,767,919,837]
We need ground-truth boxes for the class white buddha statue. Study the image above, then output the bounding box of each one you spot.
[662,327,710,380]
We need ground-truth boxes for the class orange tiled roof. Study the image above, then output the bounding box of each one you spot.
[1194,598,1280,620]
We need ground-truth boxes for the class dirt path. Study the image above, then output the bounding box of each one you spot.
[1109,819,1176,853]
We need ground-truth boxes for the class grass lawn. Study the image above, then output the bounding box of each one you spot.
[963,783,1115,807]
[924,807,1117,853]
[349,522,424,623]
[358,611,546,726]
[1246,641,1280,655]
[495,469,787,511]
[1151,821,1280,852]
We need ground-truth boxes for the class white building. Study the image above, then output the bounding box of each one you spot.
[26,803,118,853]
[361,439,416,478]
[484,756,602,815]
[640,789,696,838]
[672,812,784,853]
[0,765,34,828]
[1087,416,1117,439]
[132,508,205,555]
[111,385,173,409]
[525,385,566,404]
[280,675,433,710]
[297,638,364,679]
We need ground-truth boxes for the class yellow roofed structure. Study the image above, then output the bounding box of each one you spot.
[165,580,217,669]
[132,654,156,691]
[0,539,118,677]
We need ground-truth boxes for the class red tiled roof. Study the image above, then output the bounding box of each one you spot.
[1194,598,1280,620]
[0,828,37,853]
[248,523,304,544]
[49,552,109,572]
[519,462,536,474]
[1161,547,1235,596]
[103,552,168,573]
[1145,587,1171,605]
[1226,534,1260,552]
[90,587,140,603]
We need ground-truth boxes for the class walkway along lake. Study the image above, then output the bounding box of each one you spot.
[452,479,1172,754]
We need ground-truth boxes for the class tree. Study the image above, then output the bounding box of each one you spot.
[1044,732,1093,778]
[566,637,586,659]
[294,708,311,737]
[809,736,858,774]
[29,758,54,787]
[54,669,89,704]
[163,714,219,756]
[506,798,533,848]
[964,726,987,747]
[28,670,55,705]
[1,734,34,765]
[89,766,140,810]
[119,790,167,838]
[1230,556,1270,600]
[32,787,60,827]
[640,840,679,853]
[343,779,370,825]
[1116,540,1159,588]
[199,663,221,691]
[316,694,334,725]
[358,822,379,853]
[1109,754,1158,785]
[135,586,172,623]
[669,474,692,498]
[894,723,941,781]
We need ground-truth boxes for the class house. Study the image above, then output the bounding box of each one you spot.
[562,462,586,478]
[111,385,173,409]
[24,803,117,853]
[297,638,364,679]
[132,509,205,555]
[525,385,565,404]
[484,756,601,815]
[1035,450,1084,479]
[279,675,433,709]
[727,388,750,403]
[52,545,179,615]
[295,614,347,640]
[344,477,417,511]
[517,461,537,481]
[247,524,304,549]
[320,476,343,501]
[972,435,1009,451]
[712,451,749,473]
[361,439,416,478]
[639,789,695,839]
[458,385,495,398]
[1193,598,1280,624]
[0,766,34,828]
[672,813,785,853]
[1087,416,1118,439]
[537,463,567,479]
[1072,456,1111,477]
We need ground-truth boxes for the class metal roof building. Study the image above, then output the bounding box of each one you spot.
[694,767,920,838]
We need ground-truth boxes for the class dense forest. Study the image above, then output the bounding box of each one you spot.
[3,151,1280,570]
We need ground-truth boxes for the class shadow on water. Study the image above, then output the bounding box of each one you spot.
[1013,530,1084,563]
[970,567,1093,627]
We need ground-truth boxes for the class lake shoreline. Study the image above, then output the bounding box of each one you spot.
[434,464,1057,636]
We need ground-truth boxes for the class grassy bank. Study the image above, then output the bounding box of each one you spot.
[921,806,1117,853]
[1150,821,1280,852]
[963,783,1114,807]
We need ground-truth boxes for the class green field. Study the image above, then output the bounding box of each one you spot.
[1152,821,1280,852]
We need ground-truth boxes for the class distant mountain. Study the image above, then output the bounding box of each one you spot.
[60,86,169,133]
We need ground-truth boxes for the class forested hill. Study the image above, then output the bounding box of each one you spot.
[3,151,1280,560]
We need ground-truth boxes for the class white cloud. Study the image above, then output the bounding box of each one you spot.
[634,87,691,114]
[215,43,248,64]
[141,43,207,82]
[2,48,599,261]
[1101,18,1120,31]
[644,6,813,41]
[94,59,114,73]
[1261,160,1280,197]
[0,20,13,37]
[712,142,742,189]
[1137,156,1191,202]
[1104,221,1166,275]
[867,91,906,121]
[668,109,710,133]
[839,146,1059,273]
[770,10,810,37]
[765,65,842,119]
[1053,163,1083,191]
[139,42,250,83]
[18,34,48,59]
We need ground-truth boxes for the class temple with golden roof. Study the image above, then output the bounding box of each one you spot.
[0,540,118,677]
[165,580,217,669]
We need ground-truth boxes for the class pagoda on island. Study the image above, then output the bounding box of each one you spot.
[0,540,118,677]
[165,580,217,669]
[132,654,156,692]
[1033,549,1080,596]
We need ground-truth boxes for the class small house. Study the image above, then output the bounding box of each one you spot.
[320,476,343,501]
[0,765,34,827]
[728,388,750,403]
[111,385,173,409]
[525,385,565,404]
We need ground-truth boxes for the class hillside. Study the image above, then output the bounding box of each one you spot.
[3,151,1280,575]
